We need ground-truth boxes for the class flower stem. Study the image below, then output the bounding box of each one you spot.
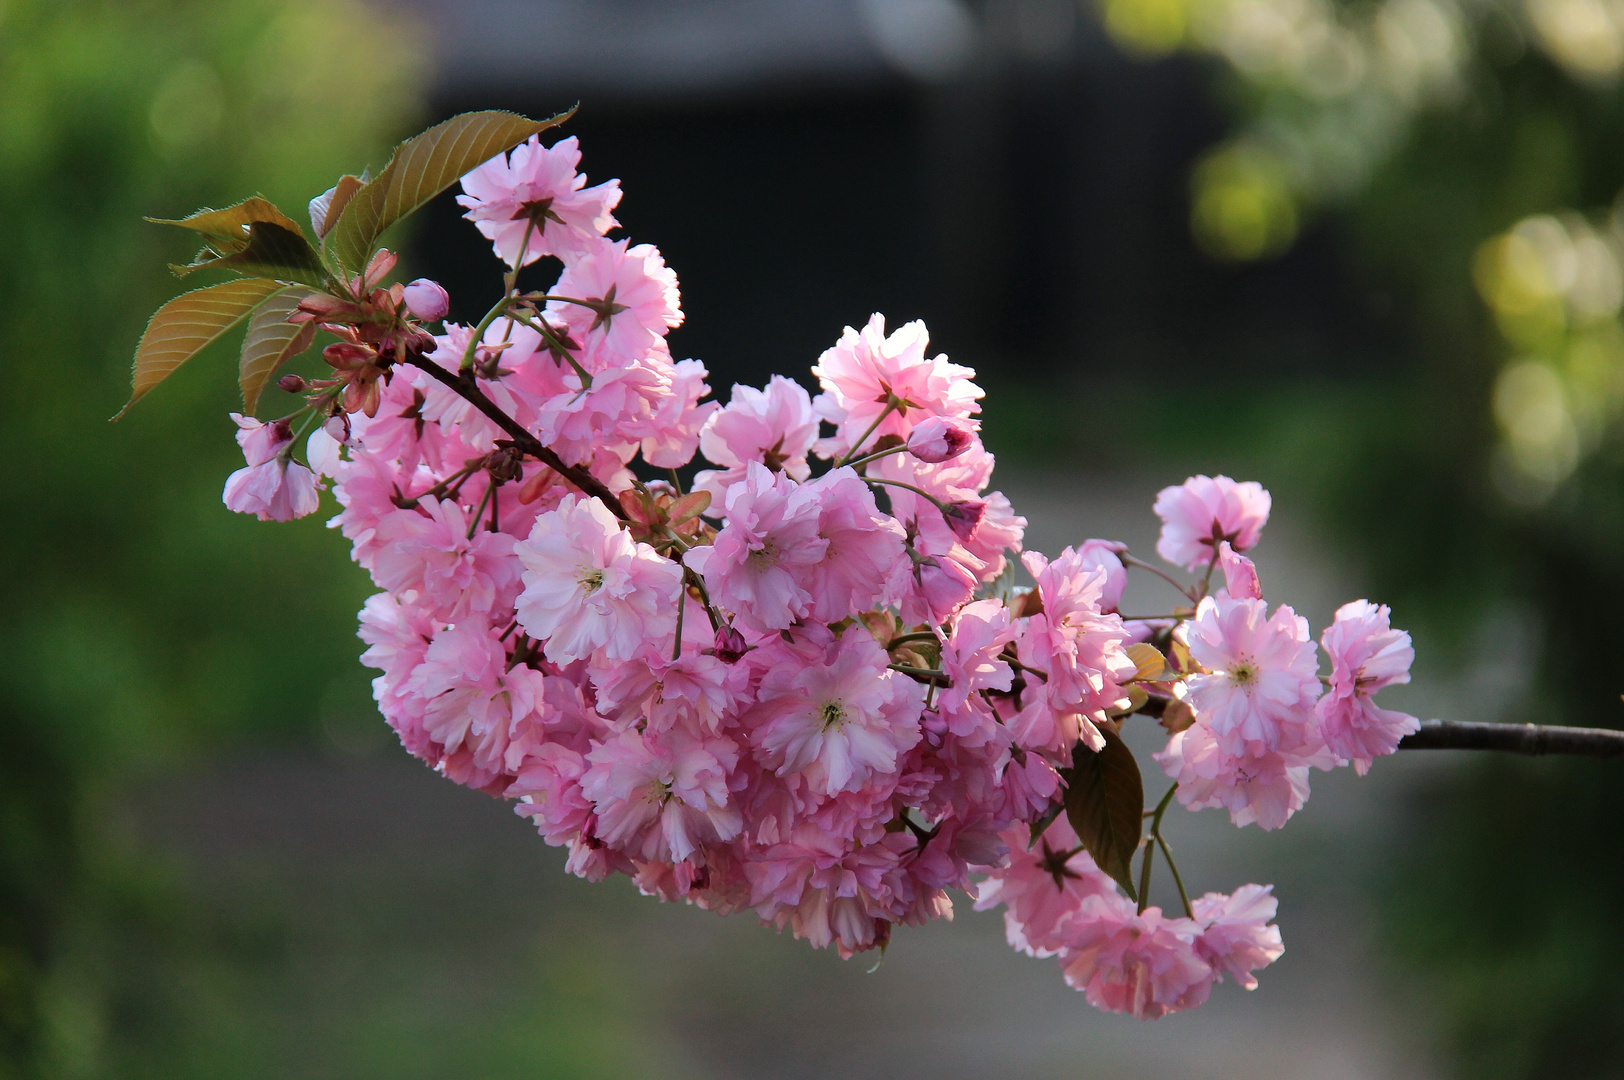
[837,401,899,467]
[841,444,910,472]
[460,297,514,375]
[1120,552,1197,602]
[863,476,949,514]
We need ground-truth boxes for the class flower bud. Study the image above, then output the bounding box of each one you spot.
[324,413,351,443]
[942,499,986,542]
[277,374,308,394]
[402,278,450,322]
[707,625,750,664]
[906,417,975,463]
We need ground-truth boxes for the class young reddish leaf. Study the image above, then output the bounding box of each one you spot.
[114,278,285,419]
[147,196,306,249]
[316,174,366,239]
[239,288,316,414]
[1062,727,1144,900]
[668,490,711,526]
[1158,698,1197,735]
[174,221,328,287]
[326,108,575,272]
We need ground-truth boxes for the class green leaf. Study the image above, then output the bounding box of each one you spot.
[326,107,575,273]
[239,288,316,414]
[114,278,285,420]
[1062,727,1144,900]
[173,221,328,287]
[147,196,307,252]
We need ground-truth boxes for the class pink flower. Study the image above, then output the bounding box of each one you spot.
[1154,723,1317,830]
[811,314,982,460]
[938,599,1015,732]
[513,494,683,664]
[535,357,675,467]
[402,278,450,322]
[509,742,594,847]
[1217,540,1262,600]
[1016,548,1138,756]
[581,727,742,862]
[458,135,622,266]
[1075,539,1129,614]
[683,462,826,632]
[973,820,1119,957]
[1181,594,1320,756]
[1193,884,1284,990]
[1059,903,1214,1019]
[906,416,977,463]
[640,357,717,468]
[802,467,908,623]
[369,495,521,623]
[1316,600,1418,773]
[222,414,320,521]
[546,239,681,361]
[1153,475,1271,571]
[694,376,819,503]
[750,629,924,796]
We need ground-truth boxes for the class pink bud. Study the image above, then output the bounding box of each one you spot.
[906,417,975,463]
[324,413,351,443]
[942,499,985,542]
[277,374,308,394]
[1217,541,1262,600]
[706,625,750,664]
[403,279,450,322]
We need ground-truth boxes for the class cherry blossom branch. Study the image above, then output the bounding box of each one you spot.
[402,354,627,520]
[1398,720,1624,758]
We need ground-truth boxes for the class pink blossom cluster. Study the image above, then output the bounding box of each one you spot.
[975,817,1283,1019]
[218,133,1420,1018]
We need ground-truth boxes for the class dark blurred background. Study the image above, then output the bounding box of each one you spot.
[4,0,1622,1076]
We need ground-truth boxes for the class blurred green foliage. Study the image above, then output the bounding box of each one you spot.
[1085,0,1624,1071]
[0,1,423,1073]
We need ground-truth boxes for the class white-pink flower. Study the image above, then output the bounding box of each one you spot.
[513,494,682,664]
[369,495,521,622]
[802,467,908,623]
[546,238,681,362]
[1059,902,1214,1020]
[1193,883,1285,990]
[1154,722,1319,830]
[458,135,622,266]
[1181,594,1320,756]
[1316,600,1418,773]
[938,598,1016,726]
[222,414,320,521]
[1153,475,1271,571]
[750,629,924,796]
[973,820,1119,957]
[581,727,742,862]
[811,314,982,460]
[694,376,819,504]
[683,462,826,632]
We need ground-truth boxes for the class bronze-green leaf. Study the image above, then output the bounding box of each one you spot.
[174,221,328,287]
[114,278,285,420]
[147,195,306,252]
[1062,728,1144,900]
[325,108,575,273]
[239,288,316,414]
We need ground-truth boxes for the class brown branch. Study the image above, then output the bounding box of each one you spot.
[1398,720,1624,759]
[403,356,626,520]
